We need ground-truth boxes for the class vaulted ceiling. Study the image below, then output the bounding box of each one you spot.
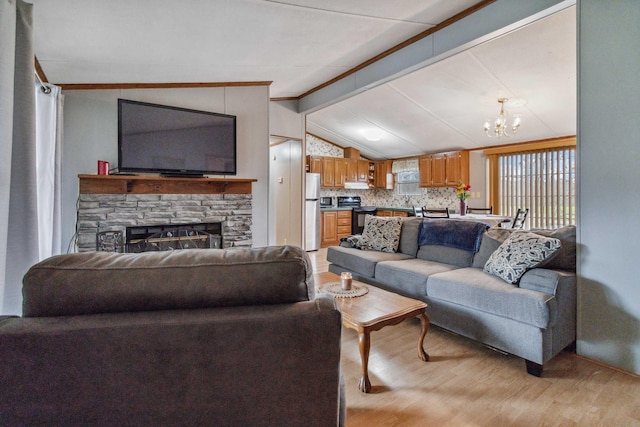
[30,0,576,160]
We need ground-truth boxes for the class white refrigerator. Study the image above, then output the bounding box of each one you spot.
[305,173,321,251]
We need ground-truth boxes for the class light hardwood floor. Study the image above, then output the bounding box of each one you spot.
[307,249,640,427]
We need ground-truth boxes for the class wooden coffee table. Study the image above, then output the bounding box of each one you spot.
[314,271,429,393]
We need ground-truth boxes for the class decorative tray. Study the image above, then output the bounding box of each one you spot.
[322,282,369,298]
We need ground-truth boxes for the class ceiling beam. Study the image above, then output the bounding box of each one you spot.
[298,0,575,114]
[57,82,272,91]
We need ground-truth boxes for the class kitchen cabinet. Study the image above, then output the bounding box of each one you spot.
[419,150,469,187]
[321,157,335,187]
[377,210,409,217]
[321,210,352,247]
[374,160,393,189]
[307,156,349,188]
[321,211,337,247]
[334,158,348,187]
[367,161,375,188]
[307,155,322,174]
[337,210,352,239]
[346,158,359,182]
[418,155,432,187]
[358,160,370,183]
[306,155,383,189]
[445,151,468,185]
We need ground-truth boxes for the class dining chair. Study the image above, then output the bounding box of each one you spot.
[413,206,424,217]
[511,208,529,229]
[422,207,450,218]
[466,206,493,214]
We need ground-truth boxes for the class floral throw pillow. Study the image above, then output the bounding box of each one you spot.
[359,215,403,253]
[484,232,561,284]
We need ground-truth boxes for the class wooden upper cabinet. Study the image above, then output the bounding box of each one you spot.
[444,150,469,186]
[345,158,358,183]
[431,153,447,186]
[419,155,432,187]
[374,160,393,189]
[419,150,469,187]
[307,155,322,174]
[321,157,335,187]
[334,158,348,187]
[357,160,369,183]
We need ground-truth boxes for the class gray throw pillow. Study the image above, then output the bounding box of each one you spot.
[359,215,403,253]
[472,228,514,268]
[530,225,576,271]
[484,232,561,284]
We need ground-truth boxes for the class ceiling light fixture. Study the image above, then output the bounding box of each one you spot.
[483,98,521,138]
[362,129,384,141]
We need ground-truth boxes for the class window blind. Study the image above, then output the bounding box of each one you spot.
[498,147,576,229]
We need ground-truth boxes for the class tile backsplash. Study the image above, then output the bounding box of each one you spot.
[307,134,461,212]
[319,187,461,212]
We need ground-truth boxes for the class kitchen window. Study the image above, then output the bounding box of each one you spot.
[392,159,421,196]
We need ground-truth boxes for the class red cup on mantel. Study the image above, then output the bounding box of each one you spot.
[97,160,110,175]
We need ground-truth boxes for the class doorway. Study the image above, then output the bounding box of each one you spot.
[269,137,303,246]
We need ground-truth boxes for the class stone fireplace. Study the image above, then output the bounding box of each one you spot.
[77,175,256,252]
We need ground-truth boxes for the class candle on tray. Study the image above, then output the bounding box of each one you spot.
[341,272,352,290]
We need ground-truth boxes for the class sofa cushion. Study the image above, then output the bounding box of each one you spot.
[427,268,557,329]
[326,245,413,278]
[398,217,422,256]
[22,245,315,317]
[417,245,475,268]
[375,259,459,299]
[530,225,576,271]
[359,215,404,253]
[472,228,514,268]
[484,232,561,284]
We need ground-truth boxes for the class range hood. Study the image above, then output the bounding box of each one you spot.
[344,181,370,190]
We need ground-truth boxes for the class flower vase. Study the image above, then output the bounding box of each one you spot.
[459,201,466,216]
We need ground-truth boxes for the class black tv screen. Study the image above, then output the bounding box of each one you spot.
[118,99,237,176]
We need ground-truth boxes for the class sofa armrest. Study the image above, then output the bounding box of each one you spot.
[519,268,574,295]
[520,268,576,329]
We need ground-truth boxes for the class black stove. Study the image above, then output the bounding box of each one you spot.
[336,196,377,234]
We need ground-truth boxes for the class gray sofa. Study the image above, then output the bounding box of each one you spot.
[327,217,577,376]
[0,245,344,426]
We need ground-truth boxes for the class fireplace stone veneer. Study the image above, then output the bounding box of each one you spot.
[76,175,255,252]
[77,193,252,252]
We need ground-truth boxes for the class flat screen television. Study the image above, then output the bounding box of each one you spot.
[118,99,237,176]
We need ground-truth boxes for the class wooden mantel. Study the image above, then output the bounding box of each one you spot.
[79,174,256,195]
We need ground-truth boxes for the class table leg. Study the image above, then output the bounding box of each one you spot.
[357,331,372,393]
[418,311,430,362]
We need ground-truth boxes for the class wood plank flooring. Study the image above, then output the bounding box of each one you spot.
[307,249,640,427]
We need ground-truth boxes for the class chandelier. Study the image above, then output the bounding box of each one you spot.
[483,98,521,137]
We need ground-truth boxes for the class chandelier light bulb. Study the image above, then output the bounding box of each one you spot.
[484,98,521,138]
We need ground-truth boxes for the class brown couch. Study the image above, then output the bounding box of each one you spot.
[0,245,343,426]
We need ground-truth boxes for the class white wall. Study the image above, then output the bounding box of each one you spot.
[578,1,640,375]
[270,100,303,139]
[269,100,304,247]
[467,150,489,210]
[61,86,270,251]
